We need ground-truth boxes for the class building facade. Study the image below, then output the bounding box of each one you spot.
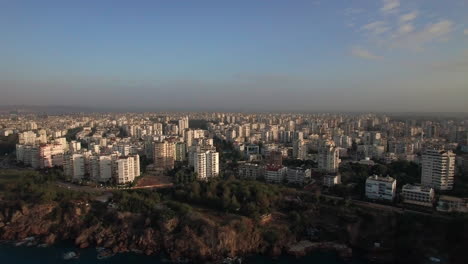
[365,175,396,201]
[421,149,456,190]
[401,184,435,207]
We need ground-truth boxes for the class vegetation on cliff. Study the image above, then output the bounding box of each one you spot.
[1,169,468,263]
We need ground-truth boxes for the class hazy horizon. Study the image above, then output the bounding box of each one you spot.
[2,0,468,112]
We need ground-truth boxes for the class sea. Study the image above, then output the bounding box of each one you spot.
[0,243,368,264]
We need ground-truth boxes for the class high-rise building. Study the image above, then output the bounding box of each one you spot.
[39,143,64,168]
[421,149,456,190]
[69,141,81,153]
[64,154,85,181]
[318,142,340,173]
[175,142,187,161]
[153,141,175,170]
[194,150,219,180]
[178,116,189,136]
[116,156,135,184]
[18,131,37,145]
[98,155,113,182]
[293,139,306,160]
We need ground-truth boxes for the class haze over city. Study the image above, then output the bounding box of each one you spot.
[2,0,468,112]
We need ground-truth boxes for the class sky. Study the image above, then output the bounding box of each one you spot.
[1,0,468,112]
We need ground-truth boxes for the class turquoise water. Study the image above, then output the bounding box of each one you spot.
[0,243,366,263]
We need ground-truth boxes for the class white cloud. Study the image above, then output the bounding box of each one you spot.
[464,29,468,35]
[397,24,414,34]
[390,20,454,50]
[361,21,389,35]
[351,46,383,60]
[399,11,418,23]
[381,0,400,14]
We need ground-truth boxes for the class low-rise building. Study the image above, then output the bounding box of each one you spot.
[401,184,435,207]
[437,196,468,213]
[365,175,396,201]
[238,163,262,180]
[286,167,311,185]
[265,165,287,184]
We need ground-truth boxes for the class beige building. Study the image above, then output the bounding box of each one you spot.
[421,149,456,190]
[153,140,176,170]
[401,184,435,207]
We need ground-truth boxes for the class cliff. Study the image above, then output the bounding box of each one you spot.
[1,198,466,264]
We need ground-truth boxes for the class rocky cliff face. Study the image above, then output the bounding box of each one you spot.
[0,201,269,262]
[1,200,465,264]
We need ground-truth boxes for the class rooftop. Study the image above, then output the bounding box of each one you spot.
[367,174,395,183]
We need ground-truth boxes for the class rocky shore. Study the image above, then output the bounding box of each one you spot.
[1,198,465,264]
[0,201,359,262]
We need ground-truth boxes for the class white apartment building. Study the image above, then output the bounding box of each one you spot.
[116,155,140,184]
[18,131,38,145]
[39,143,64,168]
[318,143,340,173]
[175,142,187,161]
[265,166,287,184]
[69,141,81,153]
[365,175,396,201]
[293,139,307,160]
[16,144,40,168]
[286,167,311,185]
[421,149,456,190]
[401,184,435,207]
[64,154,85,181]
[178,116,189,136]
[194,150,219,180]
[98,155,114,182]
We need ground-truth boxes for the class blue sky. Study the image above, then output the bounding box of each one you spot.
[1,0,467,112]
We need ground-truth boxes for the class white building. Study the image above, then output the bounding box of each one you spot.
[69,141,81,153]
[130,154,141,179]
[421,149,456,190]
[401,184,435,207]
[16,144,40,168]
[64,154,86,181]
[194,150,219,180]
[116,156,136,184]
[39,143,64,168]
[178,116,189,136]
[98,155,114,182]
[18,131,38,145]
[318,142,340,173]
[293,139,307,160]
[265,166,287,184]
[365,175,396,201]
[286,167,311,185]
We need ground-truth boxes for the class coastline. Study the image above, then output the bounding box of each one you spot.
[0,241,365,264]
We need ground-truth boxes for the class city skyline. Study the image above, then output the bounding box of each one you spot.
[2,0,468,112]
